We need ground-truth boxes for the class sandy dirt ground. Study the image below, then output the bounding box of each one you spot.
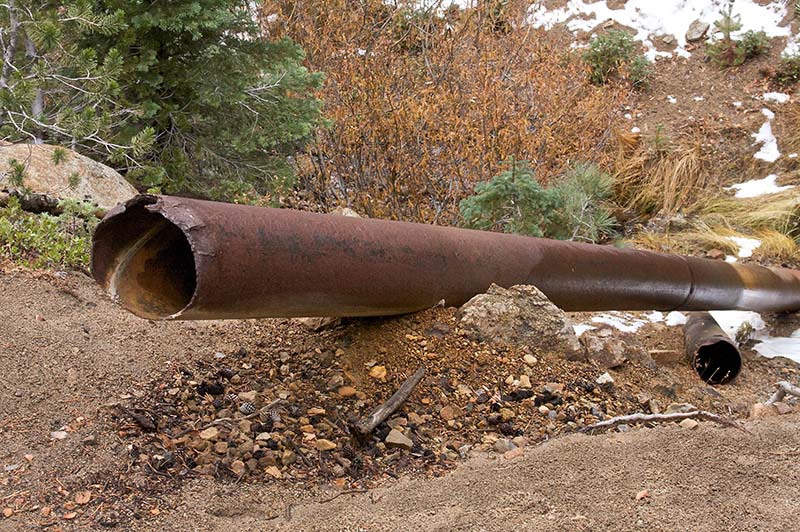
[145,415,800,532]
[0,267,799,531]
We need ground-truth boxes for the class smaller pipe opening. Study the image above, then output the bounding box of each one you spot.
[693,341,742,385]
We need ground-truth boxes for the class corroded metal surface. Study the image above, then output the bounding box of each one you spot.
[91,195,800,321]
[683,312,742,385]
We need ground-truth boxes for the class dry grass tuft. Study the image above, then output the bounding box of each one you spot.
[754,229,799,263]
[698,190,800,235]
[615,139,708,215]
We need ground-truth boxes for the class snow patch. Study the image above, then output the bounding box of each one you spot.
[573,324,596,337]
[591,313,646,333]
[728,236,761,259]
[752,108,781,162]
[726,174,793,198]
[667,95,677,104]
[763,92,790,103]
[528,0,792,62]
[665,311,688,326]
[709,310,766,339]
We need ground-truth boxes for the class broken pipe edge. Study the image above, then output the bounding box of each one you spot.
[91,195,199,320]
[683,312,742,385]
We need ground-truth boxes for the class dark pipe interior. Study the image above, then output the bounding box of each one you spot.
[693,341,742,385]
[98,206,197,320]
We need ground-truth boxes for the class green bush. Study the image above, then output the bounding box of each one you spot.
[706,2,770,66]
[555,162,617,242]
[459,159,617,242]
[582,30,651,88]
[741,30,770,59]
[774,54,800,86]
[459,159,563,237]
[0,197,97,269]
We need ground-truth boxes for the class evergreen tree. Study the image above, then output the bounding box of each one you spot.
[1,1,325,200]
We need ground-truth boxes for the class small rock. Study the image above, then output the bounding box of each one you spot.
[493,438,517,453]
[307,407,326,416]
[439,405,463,421]
[385,429,414,450]
[665,403,696,415]
[369,365,387,380]
[2,508,13,518]
[407,412,425,425]
[238,391,257,402]
[503,447,524,460]
[281,449,296,466]
[214,441,229,454]
[543,382,564,395]
[230,460,246,476]
[315,439,337,451]
[294,317,341,331]
[750,403,779,419]
[706,248,725,260]
[499,407,516,422]
[199,427,220,440]
[264,466,282,479]
[595,372,614,385]
[661,34,674,45]
[538,405,550,415]
[518,375,532,389]
[774,402,793,415]
[50,431,68,440]
[686,20,710,42]
[679,418,699,430]
[635,489,650,501]
[338,386,357,398]
[617,424,630,433]
[648,399,662,415]
[523,354,537,367]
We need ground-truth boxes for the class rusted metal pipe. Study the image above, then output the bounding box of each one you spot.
[91,195,800,321]
[683,312,742,385]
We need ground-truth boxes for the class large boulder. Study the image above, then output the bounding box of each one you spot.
[0,143,137,209]
[457,283,584,358]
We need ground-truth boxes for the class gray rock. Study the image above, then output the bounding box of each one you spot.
[493,438,517,453]
[580,329,655,370]
[385,429,414,451]
[0,143,137,209]
[457,284,584,359]
[686,20,710,42]
[665,402,697,414]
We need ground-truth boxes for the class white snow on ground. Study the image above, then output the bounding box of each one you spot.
[726,174,794,198]
[709,310,766,338]
[667,95,677,104]
[709,311,800,364]
[723,236,761,264]
[573,323,596,337]
[578,310,688,334]
[528,0,792,61]
[665,311,688,326]
[752,108,781,163]
[591,313,647,333]
[763,92,791,103]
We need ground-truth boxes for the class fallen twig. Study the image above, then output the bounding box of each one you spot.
[355,367,425,436]
[318,489,369,504]
[580,410,747,433]
[766,381,800,405]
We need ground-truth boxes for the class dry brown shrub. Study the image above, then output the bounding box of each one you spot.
[262,0,625,223]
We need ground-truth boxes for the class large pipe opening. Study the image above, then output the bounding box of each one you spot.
[92,199,196,320]
[692,340,742,385]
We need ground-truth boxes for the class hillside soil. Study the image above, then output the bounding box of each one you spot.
[1,265,799,531]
